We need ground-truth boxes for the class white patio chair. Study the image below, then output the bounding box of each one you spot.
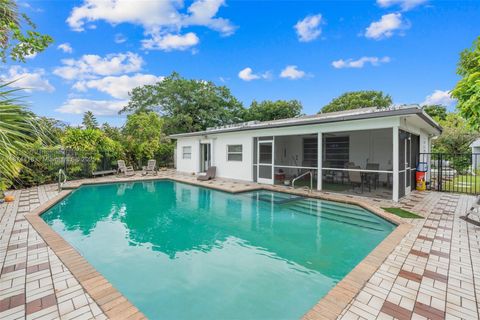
[117,160,135,176]
[142,159,157,176]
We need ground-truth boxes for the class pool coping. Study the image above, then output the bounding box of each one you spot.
[25,176,411,320]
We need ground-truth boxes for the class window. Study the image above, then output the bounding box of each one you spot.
[227,145,243,161]
[182,146,192,159]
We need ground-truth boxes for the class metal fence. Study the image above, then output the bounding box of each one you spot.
[14,149,117,188]
[418,153,480,195]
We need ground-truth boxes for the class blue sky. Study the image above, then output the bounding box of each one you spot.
[2,0,479,126]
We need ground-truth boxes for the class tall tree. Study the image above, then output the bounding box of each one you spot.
[121,72,245,134]
[122,112,173,166]
[451,36,480,130]
[0,0,53,62]
[243,100,303,122]
[422,104,447,121]
[82,111,98,129]
[321,90,392,113]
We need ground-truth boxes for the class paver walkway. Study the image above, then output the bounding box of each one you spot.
[0,171,479,319]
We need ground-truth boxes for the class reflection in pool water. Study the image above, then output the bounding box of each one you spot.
[42,180,394,319]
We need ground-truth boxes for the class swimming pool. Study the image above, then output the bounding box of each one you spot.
[41,180,395,319]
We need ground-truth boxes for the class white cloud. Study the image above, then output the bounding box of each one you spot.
[1,66,54,92]
[377,0,427,11]
[114,33,127,44]
[141,32,199,51]
[184,0,236,36]
[53,52,143,80]
[365,13,408,40]
[73,73,163,99]
[56,98,127,116]
[238,67,270,81]
[332,56,391,69]
[66,0,236,48]
[58,43,73,53]
[294,14,322,42]
[422,90,456,107]
[280,65,307,79]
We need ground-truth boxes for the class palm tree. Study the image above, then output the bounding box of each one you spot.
[0,82,48,190]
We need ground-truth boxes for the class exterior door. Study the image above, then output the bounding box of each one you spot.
[257,140,274,184]
[200,143,211,172]
[405,138,411,194]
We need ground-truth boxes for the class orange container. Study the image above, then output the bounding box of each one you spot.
[416,171,426,191]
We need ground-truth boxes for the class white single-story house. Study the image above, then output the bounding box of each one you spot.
[170,106,442,201]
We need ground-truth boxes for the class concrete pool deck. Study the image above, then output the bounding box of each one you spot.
[0,170,479,319]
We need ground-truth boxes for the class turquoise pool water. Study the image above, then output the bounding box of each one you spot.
[41,180,395,319]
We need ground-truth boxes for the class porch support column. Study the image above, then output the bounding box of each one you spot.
[317,132,322,191]
[392,126,399,202]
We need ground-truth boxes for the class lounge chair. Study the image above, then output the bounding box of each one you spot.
[117,160,135,176]
[197,166,216,181]
[465,196,480,220]
[142,159,157,176]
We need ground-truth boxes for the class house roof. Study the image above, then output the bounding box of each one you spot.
[169,105,442,138]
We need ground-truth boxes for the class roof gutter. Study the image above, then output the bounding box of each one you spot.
[169,108,443,139]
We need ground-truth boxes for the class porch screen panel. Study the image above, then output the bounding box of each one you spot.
[323,136,349,168]
[258,165,272,179]
[303,137,318,167]
[259,144,272,164]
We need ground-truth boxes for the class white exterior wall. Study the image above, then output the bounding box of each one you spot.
[174,115,437,187]
[212,133,254,181]
[176,137,200,174]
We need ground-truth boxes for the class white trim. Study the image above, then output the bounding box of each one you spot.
[257,140,274,184]
[322,167,393,173]
[392,126,399,202]
[317,132,322,191]
[274,165,318,170]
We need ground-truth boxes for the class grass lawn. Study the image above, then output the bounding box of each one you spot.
[441,175,480,194]
[382,207,423,219]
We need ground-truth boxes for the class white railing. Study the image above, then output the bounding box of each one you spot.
[292,171,313,192]
[58,169,67,191]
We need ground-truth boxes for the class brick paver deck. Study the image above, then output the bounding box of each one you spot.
[1,170,479,319]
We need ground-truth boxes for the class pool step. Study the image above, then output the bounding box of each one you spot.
[286,201,385,231]
[288,206,385,231]
[289,201,380,224]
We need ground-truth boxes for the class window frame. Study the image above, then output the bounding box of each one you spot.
[226,144,243,162]
[182,146,192,159]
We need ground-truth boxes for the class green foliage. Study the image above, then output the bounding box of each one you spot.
[452,36,480,130]
[61,128,124,176]
[433,113,479,174]
[422,104,447,121]
[243,100,303,121]
[123,112,173,167]
[62,128,123,157]
[82,111,98,129]
[121,72,244,134]
[0,0,53,62]
[321,90,392,113]
[101,122,122,141]
[0,83,51,188]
